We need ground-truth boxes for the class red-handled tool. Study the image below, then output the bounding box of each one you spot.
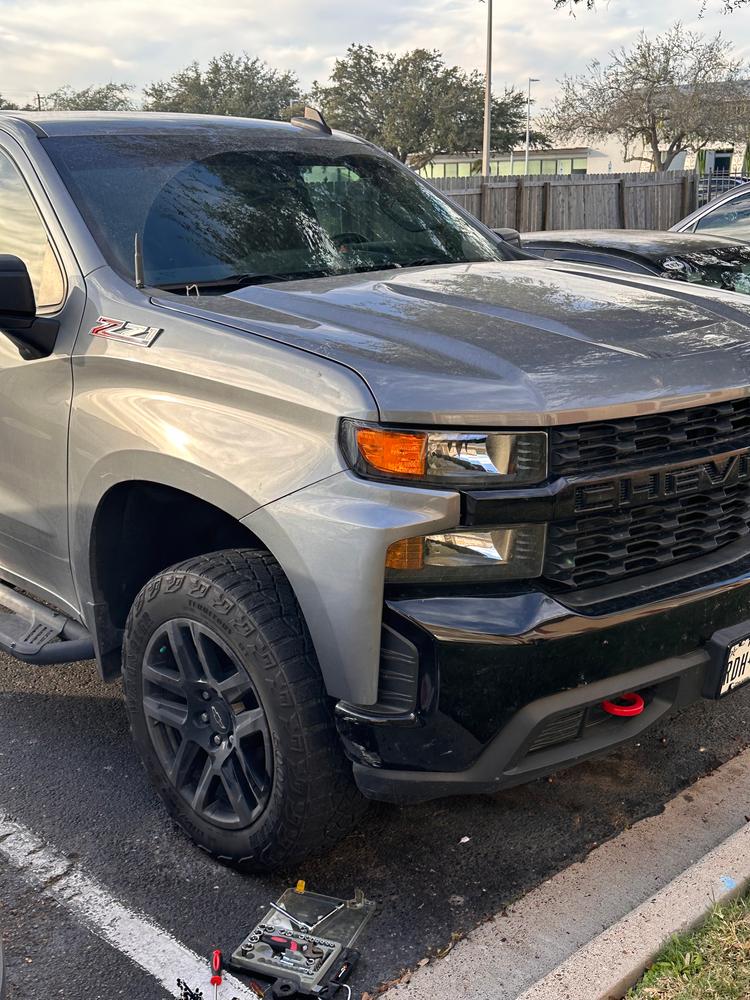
[210,949,223,999]
[260,933,307,955]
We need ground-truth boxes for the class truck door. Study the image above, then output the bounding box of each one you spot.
[0,137,83,615]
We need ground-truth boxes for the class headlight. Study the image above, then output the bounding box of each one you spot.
[385,524,546,582]
[340,420,548,486]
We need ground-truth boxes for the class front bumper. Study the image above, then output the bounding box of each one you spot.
[336,550,750,803]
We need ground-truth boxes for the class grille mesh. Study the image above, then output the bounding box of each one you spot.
[550,398,750,477]
[544,481,750,590]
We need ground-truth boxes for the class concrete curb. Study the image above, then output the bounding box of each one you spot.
[519,821,750,1000]
[384,748,750,1000]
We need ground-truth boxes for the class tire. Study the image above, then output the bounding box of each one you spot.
[122,548,367,871]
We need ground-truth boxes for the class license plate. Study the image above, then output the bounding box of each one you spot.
[719,636,750,697]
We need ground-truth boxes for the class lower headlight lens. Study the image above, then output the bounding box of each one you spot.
[385,524,546,582]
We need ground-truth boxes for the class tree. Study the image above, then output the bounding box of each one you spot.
[42,83,135,111]
[542,24,748,171]
[312,44,544,164]
[144,53,301,119]
[0,95,18,111]
[555,0,749,10]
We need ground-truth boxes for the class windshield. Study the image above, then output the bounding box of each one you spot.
[656,245,750,294]
[42,129,505,290]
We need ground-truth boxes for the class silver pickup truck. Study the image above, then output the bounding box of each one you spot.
[2,108,750,870]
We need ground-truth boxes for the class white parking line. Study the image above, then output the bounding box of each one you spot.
[0,815,257,999]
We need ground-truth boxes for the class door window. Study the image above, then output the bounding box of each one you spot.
[695,190,750,242]
[0,150,64,309]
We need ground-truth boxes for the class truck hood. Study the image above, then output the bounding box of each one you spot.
[156,259,750,425]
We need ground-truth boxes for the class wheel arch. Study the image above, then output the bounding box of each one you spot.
[83,476,267,680]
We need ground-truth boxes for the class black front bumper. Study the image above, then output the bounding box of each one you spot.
[336,551,750,803]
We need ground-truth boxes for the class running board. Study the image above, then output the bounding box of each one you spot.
[0,582,94,664]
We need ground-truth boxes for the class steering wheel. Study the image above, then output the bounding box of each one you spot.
[333,231,369,248]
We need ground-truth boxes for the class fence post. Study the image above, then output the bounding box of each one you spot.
[515,177,525,231]
[680,175,690,219]
[618,177,627,229]
[480,176,491,226]
[542,181,551,230]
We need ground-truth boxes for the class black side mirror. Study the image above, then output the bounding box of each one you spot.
[0,255,59,357]
[493,228,522,248]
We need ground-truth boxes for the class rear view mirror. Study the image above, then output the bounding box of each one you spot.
[493,228,522,248]
[0,254,36,318]
[0,255,59,357]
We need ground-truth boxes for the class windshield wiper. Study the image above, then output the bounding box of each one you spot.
[400,257,453,268]
[154,270,331,294]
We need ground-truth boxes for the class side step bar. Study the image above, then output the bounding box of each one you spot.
[0,582,94,664]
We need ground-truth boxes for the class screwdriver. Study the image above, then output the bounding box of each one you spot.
[210,949,223,999]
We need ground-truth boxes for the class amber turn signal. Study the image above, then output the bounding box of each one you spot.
[385,536,425,570]
[356,427,427,476]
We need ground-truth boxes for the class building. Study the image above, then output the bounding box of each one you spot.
[417,141,750,180]
[416,141,640,180]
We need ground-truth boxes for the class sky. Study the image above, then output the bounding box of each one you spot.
[1,0,749,112]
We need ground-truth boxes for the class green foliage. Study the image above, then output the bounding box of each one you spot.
[0,95,18,111]
[41,83,135,111]
[311,44,544,163]
[627,895,750,999]
[143,52,301,120]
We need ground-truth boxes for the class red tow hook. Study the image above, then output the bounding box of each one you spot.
[601,692,645,717]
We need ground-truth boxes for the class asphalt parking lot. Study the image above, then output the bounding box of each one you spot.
[2,654,750,999]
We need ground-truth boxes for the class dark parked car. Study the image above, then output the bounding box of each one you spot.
[673,181,750,242]
[522,230,750,294]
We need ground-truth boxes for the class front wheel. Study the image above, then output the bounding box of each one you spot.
[122,549,367,871]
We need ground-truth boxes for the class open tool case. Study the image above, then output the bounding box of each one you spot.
[231,885,375,994]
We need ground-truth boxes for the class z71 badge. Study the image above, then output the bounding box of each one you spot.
[90,317,162,347]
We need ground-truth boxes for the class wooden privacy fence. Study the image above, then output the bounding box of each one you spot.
[430,171,699,232]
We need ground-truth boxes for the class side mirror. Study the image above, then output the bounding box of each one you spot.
[493,227,522,248]
[0,255,59,357]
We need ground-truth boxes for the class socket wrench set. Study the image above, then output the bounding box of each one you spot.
[230,885,374,994]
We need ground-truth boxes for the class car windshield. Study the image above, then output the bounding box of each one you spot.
[657,245,750,294]
[42,129,506,290]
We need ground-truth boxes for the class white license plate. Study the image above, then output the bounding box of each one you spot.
[720,636,750,696]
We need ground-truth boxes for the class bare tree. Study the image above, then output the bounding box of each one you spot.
[554,0,749,10]
[543,24,748,171]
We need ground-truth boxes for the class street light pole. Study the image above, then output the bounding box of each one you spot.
[524,77,539,175]
[481,0,492,178]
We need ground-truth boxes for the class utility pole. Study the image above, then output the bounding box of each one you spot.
[481,0,492,178]
[524,77,539,175]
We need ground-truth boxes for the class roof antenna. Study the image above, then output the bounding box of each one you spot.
[290,106,332,136]
[134,232,145,289]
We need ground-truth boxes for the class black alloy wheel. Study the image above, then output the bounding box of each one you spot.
[123,548,367,870]
[142,619,272,830]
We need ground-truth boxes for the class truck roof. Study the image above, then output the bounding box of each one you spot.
[0,110,345,140]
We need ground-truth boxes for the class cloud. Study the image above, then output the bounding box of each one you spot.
[0,0,748,108]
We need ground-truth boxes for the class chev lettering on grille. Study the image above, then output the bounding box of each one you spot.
[574,449,750,513]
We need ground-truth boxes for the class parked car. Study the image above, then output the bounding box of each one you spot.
[521,230,750,294]
[673,181,750,242]
[4,110,750,870]
[697,173,750,206]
